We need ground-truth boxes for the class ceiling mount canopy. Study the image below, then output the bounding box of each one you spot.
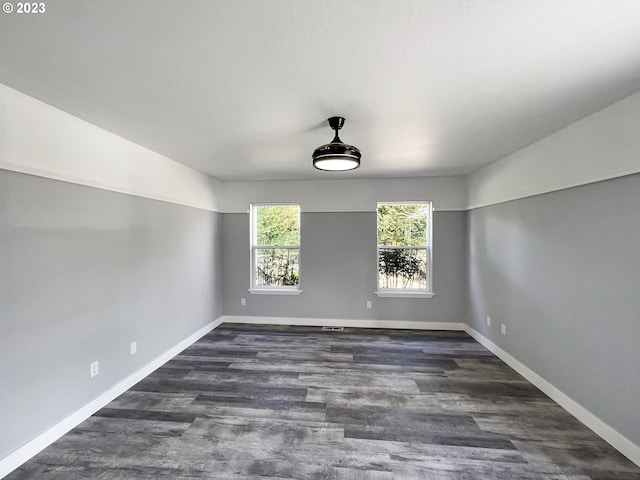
[312,116,361,171]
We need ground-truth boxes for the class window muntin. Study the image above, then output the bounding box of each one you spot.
[377,202,432,292]
[250,204,300,289]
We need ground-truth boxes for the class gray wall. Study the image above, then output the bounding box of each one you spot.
[223,211,467,323]
[3,164,638,461]
[0,170,223,459]
[467,173,640,445]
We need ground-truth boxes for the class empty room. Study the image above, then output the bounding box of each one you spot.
[1,1,639,479]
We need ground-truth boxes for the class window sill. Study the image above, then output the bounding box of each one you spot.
[249,288,303,296]
[375,291,435,298]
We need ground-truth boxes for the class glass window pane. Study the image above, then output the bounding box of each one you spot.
[377,204,428,246]
[256,205,300,246]
[255,248,299,287]
[378,248,428,290]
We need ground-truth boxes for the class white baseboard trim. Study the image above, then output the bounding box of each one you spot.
[0,317,224,479]
[220,315,466,331]
[464,326,640,468]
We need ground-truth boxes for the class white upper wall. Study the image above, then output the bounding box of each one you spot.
[2,83,464,213]
[5,80,640,214]
[467,90,640,209]
[0,83,221,212]
[221,177,467,213]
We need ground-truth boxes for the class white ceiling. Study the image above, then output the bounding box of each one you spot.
[2,1,640,181]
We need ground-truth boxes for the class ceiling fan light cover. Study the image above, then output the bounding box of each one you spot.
[313,156,360,171]
[312,117,361,171]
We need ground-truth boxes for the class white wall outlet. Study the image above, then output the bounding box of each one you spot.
[130,341,137,356]
[90,361,99,378]
[240,297,246,306]
[366,300,372,309]
[501,324,506,335]
[486,316,491,326]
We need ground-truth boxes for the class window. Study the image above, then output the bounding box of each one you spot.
[376,202,433,297]
[250,204,302,294]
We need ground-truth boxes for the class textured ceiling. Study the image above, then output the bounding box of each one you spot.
[2,0,640,180]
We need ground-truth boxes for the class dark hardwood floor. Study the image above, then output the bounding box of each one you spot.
[8,324,640,479]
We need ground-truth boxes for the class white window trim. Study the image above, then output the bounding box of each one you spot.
[249,288,303,295]
[249,203,302,294]
[375,290,435,298]
[376,201,434,297]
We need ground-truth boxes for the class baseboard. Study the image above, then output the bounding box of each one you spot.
[0,317,224,479]
[220,315,466,331]
[464,326,640,468]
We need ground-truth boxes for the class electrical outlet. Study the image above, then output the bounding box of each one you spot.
[486,316,491,326]
[501,324,506,335]
[366,300,372,309]
[90,361,99,378]
[130,341,137,356]
[240,297,246,306]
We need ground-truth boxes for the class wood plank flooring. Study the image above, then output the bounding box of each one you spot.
[8,324,640,479]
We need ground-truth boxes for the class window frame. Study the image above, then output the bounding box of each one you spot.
[375,201,434,298]
[249,203,302,295]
